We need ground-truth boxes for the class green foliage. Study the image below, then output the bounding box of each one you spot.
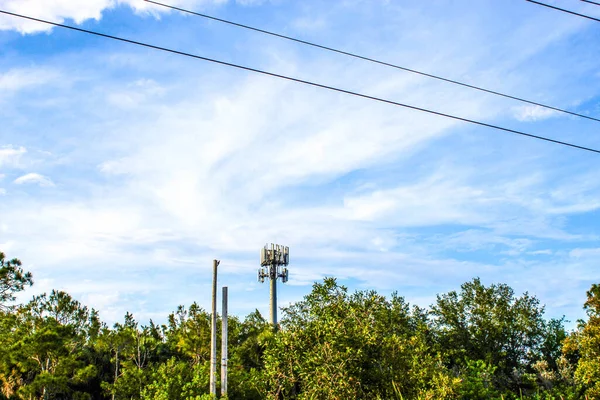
[540,318,567,372]
[261,278,460,399]
[164,304,211,366]
[99,313,160,399]
[563,284,600,398]
[2,290,100,399]
[0,252,32,310]
[456,359,499,399]
[431,278,546,393]
[141,358,209,400]
[1,250,598,400]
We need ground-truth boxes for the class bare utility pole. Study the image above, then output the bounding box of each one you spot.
[270,270,277,326]
[258,244,289,328]
[209,259,219,397]
[221,286,228,397]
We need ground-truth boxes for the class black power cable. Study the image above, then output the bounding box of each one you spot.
[526,0,600,22]
[1,9,599,155]
[144,0,600,124]
[581,0,600,7]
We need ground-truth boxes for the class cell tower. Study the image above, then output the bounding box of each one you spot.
[258,244,289,327]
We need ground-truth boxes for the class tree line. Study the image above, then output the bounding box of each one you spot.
[1,250,599,399]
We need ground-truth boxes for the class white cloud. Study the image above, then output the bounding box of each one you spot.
[0,240,15,252]
[291,16,327,33]
[235,0,266,6]
[0,0,229,34]
[439,229,534,254]
[342,176,485,225]
[0,68,59,92]
[528,249,553,255]
[13,173,54,187]
[106,79,165,109]
[0,145,26,167]
[513,105,560,122]
[0,0,110,33]
[570,248,600,259]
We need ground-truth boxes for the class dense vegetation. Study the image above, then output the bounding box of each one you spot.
[1,250,599,399]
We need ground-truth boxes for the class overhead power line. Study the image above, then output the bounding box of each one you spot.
[144,0,600,124]
[526,0,600,22]
[1,9,600,155]
[581,0,600,7]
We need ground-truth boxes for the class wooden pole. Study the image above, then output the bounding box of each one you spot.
[209,260,219,396]
[221,286,228,397]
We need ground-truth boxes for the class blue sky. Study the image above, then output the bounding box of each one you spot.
[1,0,600,326]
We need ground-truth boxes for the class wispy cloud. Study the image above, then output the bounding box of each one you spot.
[513,105,560,122]
[0,0,267,34]
[0,146,26,167]
[0,68,60,93]
[570,248,600,259]
[14,173,55,187]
